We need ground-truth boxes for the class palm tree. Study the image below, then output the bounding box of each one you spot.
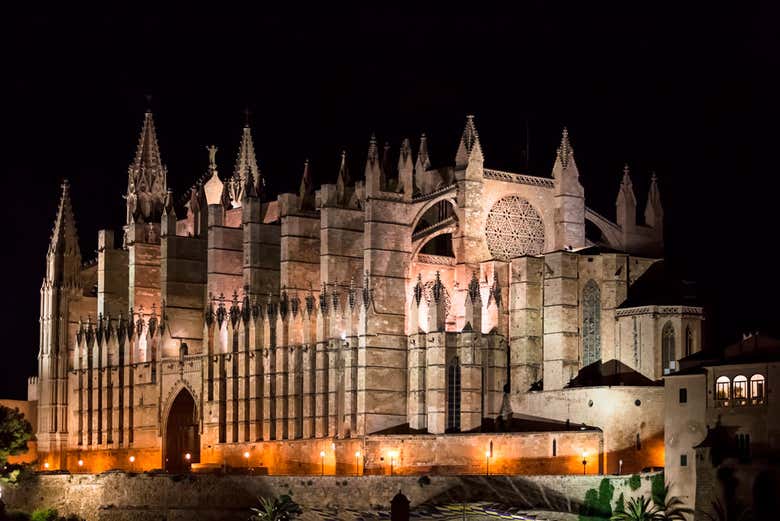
[611,496,659,521]
[249,494,302,521]
[653,485,693,521]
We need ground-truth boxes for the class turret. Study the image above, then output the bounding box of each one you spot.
[552,127,585,250]
[616,164,637,231]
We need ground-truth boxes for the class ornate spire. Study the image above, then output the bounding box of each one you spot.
[231,122,262,204]
[616,163,638,229]
[557,127,572,169]
[163,188,175,215]
[49,179,81,258]
[413,273,423,305]
[380,141,391,189]
[455,115,484,167]
[127,110,167,224]
[467,271,480,303]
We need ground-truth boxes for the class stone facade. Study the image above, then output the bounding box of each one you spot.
[29,110,699,475]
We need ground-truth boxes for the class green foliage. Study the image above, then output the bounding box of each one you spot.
[628,474,641,491]
[652,483,693,521]
[30,508,59,521]
[249,494,302,521]
[615,493,626,515]
[610,496,657,521]
[0,405,33,467]
[650,473,666,506]
[579,478,615,521]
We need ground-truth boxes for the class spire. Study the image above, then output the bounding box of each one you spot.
[365,133,382,195]
[49,180,81,258]
[455,115,484,167]
[231,121,262,204]
[558,127,572,169]
[298,159,314,210]
[644,172,663,229]
[415,134,431,175]
[616,163,637,230]
[127,109,167,224]
[336,150,351,202]
[552,126,579,178]
[398,138,414,199]
[380,141,392,189]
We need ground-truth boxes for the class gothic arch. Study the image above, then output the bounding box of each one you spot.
[160,379,201,436]
[162,383,200,472]
[582,279,601,366]
[410,195,460,236]
[662,321,676,371]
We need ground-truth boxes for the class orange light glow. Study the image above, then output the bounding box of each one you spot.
[355,450,361,458]
[319,450,325,458]
[77,459,84,467]
[129,456,135,463]
[43,462,50,469]
[243,451,250,459]
[185,453,191,461]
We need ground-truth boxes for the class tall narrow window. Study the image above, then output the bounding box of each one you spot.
[582,280,601,366]
[679,388,687,404]
[552,439,557,457]
[750,374,766,405]
[662,322,675,374]
[447,357,461,432]
[716,376,731,406]
[733,375,748,406]
[685,326,694,357]
[636,433,642,450]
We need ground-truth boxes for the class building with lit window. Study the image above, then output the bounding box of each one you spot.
[27,110,700,476]
[664,333,780,517]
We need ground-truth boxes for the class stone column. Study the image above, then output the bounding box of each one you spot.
[543,251,580,390]
[509,257,544,393]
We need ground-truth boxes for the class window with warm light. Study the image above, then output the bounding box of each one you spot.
[750,374,766,405]
[733,375,748,405]
[716,376,731,406]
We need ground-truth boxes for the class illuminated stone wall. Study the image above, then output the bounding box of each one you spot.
[2,472,660,521]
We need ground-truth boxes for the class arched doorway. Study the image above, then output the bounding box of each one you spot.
[164,388,200,472]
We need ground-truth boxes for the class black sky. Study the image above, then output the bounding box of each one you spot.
[1,4,777,398]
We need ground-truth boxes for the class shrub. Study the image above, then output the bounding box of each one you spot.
[650,473,665,506]
[579,478,614,521]
[628,474,641,491]
[30,508,59,521]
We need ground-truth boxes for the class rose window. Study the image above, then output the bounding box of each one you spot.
[485,195,545,260]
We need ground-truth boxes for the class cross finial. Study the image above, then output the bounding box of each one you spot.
[243,106,251,127]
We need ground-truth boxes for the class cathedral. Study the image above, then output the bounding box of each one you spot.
[32,110,703,475]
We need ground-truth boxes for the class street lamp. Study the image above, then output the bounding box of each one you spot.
[244,451,250,460]
[77,459,84,472]
[485,450,492,476]
[43,462,50,470]
[354,451,361,476]
[320,450,326,476]
[581,452,587,475]
[129,455,135,471]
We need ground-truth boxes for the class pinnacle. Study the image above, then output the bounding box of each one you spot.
[132,110,163,171]
[455,114,484,166]
[557,127,573,169]
[49,179,81,258]
[232,122,262,203]
[416,134,431,171]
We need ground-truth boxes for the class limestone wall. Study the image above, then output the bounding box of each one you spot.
[2,472,660,521]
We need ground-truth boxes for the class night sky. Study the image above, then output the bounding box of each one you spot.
[1,5,777,399]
